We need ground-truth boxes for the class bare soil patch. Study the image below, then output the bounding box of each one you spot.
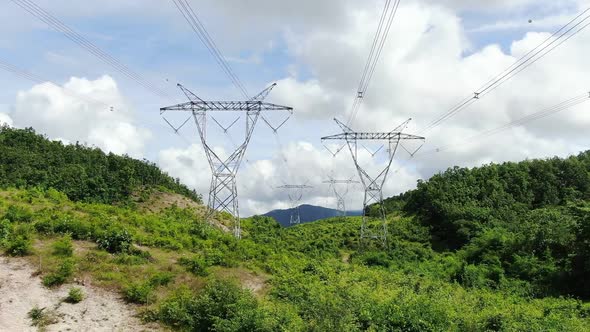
[0,256,162,331]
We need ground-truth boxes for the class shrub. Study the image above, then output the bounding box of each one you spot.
[149,272,175,287]
[27,306,45,324]
[43,259,75,287]
[0,218,11,240]
[45,188,68,203]
[65,287,84,303]
[124,282,155,304]
[53,217,93,240]
[3,205,33,223]
[52,234,74,257]
[361,252,391,268]
[5,235,32,256]
[27,306,58,327]
[97,227,132,253]
[158,280,266,331]
[203,247,238,267]
[178,255,209,276]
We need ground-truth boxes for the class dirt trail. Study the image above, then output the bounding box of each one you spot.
[0,256,161,331]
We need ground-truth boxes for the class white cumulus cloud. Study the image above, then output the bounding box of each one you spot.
[0,113,13,127]
[9,75,151,157]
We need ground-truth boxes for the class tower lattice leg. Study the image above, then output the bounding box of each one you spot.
[207,173,241,238]
[360,187,387,247]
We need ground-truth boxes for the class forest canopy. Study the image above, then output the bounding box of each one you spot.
[380,152,590,298]
[0,126,201,204]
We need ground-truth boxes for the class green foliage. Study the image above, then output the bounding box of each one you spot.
[148,272,175,287]
[0,218,10,241]
[124,282,156,304]
[97,227,132,253]
[4,224,33,256]
[43,259,75,287]
[65,287,84,303]
[359,251,391,268]
[124,272,175,304]
[178,255,209,276]
[3,204,33,223]
[52,234,74,257]
[0,126,201,204]
[27,306,58,327]
[2,144,590,331]
[158,280,270,331]
[4,235,32,256]
[395,152,590,298]
[27,306,45,324]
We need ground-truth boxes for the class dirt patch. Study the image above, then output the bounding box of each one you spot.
[134,191,231,233]
[341,252,351,264]
[135,191,204,215]
[0,256,162,331]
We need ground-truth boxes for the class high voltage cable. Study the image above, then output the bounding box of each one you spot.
[171,0,250,99]
[9,0,171,100]
[420,8,590,134]
[418,92,590,155]
[0,56,194,146]
[0,57,112,109]
[347,0,402,126]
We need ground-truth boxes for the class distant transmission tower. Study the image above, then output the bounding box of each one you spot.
[277,184,313,225]
[321,118,425,246]
[160,83,292,238]
[323,178,358,216]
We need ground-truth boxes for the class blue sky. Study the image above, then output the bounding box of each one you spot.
[1,0,589,214]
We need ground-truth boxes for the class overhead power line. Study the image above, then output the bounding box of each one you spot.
[419,92,590,155]
[0,57,112,109]
[347,0,402,126]
[10,0,171,100]
[420,7,590,134]
[171,0,250,99]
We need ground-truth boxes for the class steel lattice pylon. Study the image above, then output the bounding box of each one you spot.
[323,179,358,216]
[160,83,292,238]
[277,185,313,225]
[321,118,425,246]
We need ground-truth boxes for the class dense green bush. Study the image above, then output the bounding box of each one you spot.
[148,272,175,287]
[0,218,12,241]
[391,152,590,298]
[97,227,132,253]
[43,259,75,287]
[158,280,269,331]
[3,205,33,223]
[65,287,84,304]
[124,282,155,304]
[178,255,209,276]
[5,235,32,256]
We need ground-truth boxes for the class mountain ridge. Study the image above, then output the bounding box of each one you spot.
[262,204,362,227]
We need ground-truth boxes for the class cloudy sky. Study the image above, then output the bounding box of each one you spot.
[1,0,589,215]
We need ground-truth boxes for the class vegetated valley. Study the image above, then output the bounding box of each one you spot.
[1,126,589,331]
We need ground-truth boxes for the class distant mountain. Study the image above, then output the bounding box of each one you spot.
[263,204,362,227]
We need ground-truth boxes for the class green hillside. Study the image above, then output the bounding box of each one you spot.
[380,152,590,299]
[1,128,589,331]
[0,126,201,204]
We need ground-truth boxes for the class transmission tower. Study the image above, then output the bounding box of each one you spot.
[323,178,358,216]
[160,83,293,238]
[277,184,313,225]
[321,118,425,246]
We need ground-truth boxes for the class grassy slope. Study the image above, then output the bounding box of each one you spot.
[1,188,589,331]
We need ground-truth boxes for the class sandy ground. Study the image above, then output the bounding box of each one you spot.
[0,256,161,332]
